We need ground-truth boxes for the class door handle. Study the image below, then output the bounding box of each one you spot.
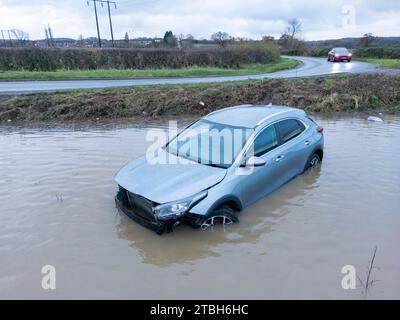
[275,155,285,162]
[305,140,311,145]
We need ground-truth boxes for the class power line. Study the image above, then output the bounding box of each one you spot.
[86,0,117,48]
[118,0,160,7]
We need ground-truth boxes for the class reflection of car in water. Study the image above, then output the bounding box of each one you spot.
[115,105,324,234]
[328,47,352,62]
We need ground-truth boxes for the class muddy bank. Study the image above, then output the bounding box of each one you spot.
[0,74,399,122]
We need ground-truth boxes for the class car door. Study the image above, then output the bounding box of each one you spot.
[237,123,287,207]
[275,118,310,181]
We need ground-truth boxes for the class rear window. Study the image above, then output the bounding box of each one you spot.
[278,119,305,143]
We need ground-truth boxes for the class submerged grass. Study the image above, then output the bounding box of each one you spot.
[0,58,299,80]
[0,73,399,123]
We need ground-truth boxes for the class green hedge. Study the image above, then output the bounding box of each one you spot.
[0,44,280,71]
[353,48,400,59]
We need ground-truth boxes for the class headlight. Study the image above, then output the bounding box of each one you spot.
[153,190,208,221]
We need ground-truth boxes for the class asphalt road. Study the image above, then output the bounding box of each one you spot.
[0,56,380,94]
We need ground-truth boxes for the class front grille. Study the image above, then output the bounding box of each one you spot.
[126,191,156,222]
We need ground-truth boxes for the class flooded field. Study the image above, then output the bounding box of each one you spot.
[0,115,399,299]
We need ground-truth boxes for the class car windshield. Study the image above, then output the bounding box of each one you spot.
[335,48,349,53]
[166,119,252,169]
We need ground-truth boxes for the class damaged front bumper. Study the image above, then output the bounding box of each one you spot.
[115,187,203,234]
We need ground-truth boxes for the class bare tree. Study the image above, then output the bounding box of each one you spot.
[180,34,194,49]
[284,18,302,39]
[77,34,84,47]
[177,33,184,48]
[211,31,232,47]
[262,35,275,43]
[359,33,376,47]
[278,18,305,51]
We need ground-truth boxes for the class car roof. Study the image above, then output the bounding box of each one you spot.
[203,104,305,128]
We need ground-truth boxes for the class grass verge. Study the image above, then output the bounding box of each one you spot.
[356,58,400,69]
[0,58,299,80]
[0,74,399,123]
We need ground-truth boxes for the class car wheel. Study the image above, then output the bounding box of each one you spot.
[200,205,238,230]
[304,153,321,171]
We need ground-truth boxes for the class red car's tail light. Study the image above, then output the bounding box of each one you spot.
[317,126,324,133]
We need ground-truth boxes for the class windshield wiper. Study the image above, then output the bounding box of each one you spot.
[203,162,229,169]
[166,148,229,169]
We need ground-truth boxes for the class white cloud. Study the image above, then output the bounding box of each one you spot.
[0,0,398,40]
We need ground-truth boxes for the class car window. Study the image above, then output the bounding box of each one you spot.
[335,48,348,53]
[252,125,278,157]
[278,119,305,143]
[166,119,252,168]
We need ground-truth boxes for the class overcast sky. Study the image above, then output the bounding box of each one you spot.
[0,0,399,41]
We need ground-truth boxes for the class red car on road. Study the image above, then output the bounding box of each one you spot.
[327,48,352,62]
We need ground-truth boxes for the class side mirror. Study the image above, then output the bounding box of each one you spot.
[241,156,266,167]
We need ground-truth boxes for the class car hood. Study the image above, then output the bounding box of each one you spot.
[114,149,227,204]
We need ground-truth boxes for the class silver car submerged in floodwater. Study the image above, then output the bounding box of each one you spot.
[115,105,324,234]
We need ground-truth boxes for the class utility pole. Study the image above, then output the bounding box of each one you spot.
[87,0,102,48]
[106,0,117,47]
[7,30,12,47]
[44,27,50,47]
[87,0,117,48]
[1,30,6,46]
[48,24,55,47]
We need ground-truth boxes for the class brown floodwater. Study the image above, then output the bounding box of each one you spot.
[0,115,399,299]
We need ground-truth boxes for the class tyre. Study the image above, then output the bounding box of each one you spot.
[200,205,239,230]
[304,152,321,172]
